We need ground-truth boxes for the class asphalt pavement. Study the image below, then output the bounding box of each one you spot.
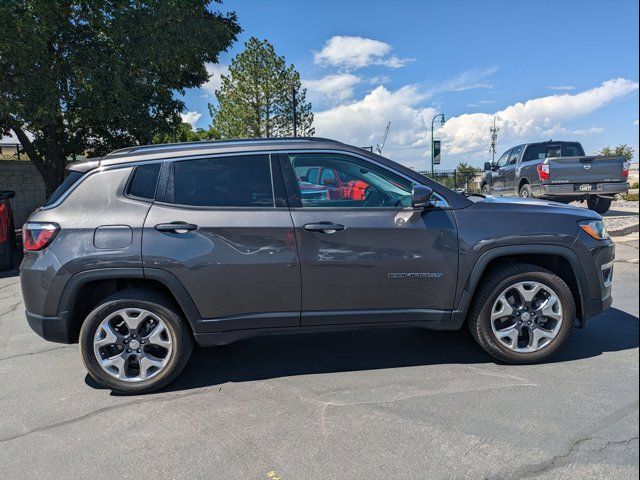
[0,239,638,480]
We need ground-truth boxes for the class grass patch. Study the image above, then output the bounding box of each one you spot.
[622,193,639,201]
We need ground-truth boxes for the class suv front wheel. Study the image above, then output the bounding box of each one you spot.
[80,290,193,394]
[469,263,575,363]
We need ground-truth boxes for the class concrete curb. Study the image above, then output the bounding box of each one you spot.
[608,222,639,237]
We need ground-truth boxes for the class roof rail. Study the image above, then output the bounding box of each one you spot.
[105,137,343,157]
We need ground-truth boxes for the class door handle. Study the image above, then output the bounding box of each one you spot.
[155,222,198,233]
[303,223,345,234]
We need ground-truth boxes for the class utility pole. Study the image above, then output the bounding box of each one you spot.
[489,116,500,163]
[292,85,297,137]
[376,121,391,155]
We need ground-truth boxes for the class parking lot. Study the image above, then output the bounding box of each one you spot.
[0,238,637,480]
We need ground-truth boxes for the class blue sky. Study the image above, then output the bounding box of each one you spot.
[184,0,639,169]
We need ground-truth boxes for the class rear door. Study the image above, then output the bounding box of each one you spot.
[280,150,458,326]
[493,149,511,193]
[142,153,301,332]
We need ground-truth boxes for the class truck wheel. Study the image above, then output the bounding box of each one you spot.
[519,184,533,198]
[468,263,575,364]
[482,183,491,195]
[587,196,612,214]
[80,289,193,394]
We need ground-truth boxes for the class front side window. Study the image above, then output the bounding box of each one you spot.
[288,153,412,208]
[509,147,522,165]
[170,154,274,207]
[496,150,511,168]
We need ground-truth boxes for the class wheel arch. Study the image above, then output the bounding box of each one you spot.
[453,245,590,328]
[58,268,201,342]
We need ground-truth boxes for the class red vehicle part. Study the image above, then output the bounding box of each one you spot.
[0,190,16,271]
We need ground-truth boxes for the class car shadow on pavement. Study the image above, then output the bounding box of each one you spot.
[89,306,639,395]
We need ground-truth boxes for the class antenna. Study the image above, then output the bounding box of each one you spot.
[489,116,500,162]
[376,121,391,154]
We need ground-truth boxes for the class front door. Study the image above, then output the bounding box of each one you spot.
[142,153,301,332]
[282,151,458,326]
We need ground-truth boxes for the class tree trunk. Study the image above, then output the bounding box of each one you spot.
[12,126,66,197]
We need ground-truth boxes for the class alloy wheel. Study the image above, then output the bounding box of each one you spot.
[490,281,564,353]
[93,308,173,382]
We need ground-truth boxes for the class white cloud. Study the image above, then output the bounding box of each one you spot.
[442,78,639,155]
[369,74,391,85]
[313,85,436,165]
[634,119,639,126]
[180,111,202,128]
[313,78,639,169]
[547,85,576,91]
[313,36,413,70]
[202,63,229,97]
[303,74,361,103]
[430,67,498,94]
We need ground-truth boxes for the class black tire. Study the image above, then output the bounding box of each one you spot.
[80,289,193,394]
[0,242,12,271]
[587,196,612,214]
[481,183,491,195]
[519,183,533,198]
[468,263,575,364]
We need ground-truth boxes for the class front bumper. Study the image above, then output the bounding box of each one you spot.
[26,310,71,344]
[540,182,629,197]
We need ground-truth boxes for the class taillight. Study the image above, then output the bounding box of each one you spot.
[537,163,550,181]
[22,222,59,251]
[622,161,630,179]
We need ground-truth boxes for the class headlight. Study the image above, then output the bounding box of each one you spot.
[578,220,609,240]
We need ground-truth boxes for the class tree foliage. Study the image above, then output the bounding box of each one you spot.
[597,144,635,161]
[210,37,314,139]
[455,162,481,176]
[152,123,214,144]
[0,0,239,194]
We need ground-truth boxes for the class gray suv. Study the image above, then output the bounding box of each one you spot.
[20,138,615,393]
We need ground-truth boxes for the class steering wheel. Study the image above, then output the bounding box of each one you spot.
[363,187,392,207]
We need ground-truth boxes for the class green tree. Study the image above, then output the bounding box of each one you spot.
[210,37,314,139]
[597,144,635,161]
[0,1,240,195]
[152,123,215,144]
[456,162,481,176]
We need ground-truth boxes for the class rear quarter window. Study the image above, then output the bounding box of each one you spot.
[43,170,84,206]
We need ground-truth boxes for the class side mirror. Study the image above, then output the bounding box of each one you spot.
[411,185,434,208]
[484,162,492,171]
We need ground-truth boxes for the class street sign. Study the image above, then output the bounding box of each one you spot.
[433,140,441,165]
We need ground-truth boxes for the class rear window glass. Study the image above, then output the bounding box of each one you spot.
[127,164,160,200]
[43,170,84,206]
[170,154,274,207]
[523,143,585,161]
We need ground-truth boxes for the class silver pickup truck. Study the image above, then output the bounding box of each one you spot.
[481,141,630,213]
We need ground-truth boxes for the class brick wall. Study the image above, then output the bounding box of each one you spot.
[0,161,47,227]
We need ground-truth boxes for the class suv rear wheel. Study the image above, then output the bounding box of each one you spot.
[80,289,193,394]
[468,263,575,363]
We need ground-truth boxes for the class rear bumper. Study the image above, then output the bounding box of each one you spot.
[539,182,629,197]
[26,310,72,344]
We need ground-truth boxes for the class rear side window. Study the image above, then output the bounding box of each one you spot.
[43,170,84,206]
[127,163,161,200]
[170,154,274,207]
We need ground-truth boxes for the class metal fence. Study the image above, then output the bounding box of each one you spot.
[418,169,482,193]
[0,143,24,161]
